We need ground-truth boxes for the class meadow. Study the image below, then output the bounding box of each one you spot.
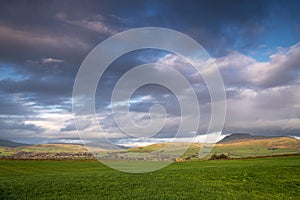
[0,156,299,199]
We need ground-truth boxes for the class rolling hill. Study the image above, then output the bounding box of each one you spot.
[212,136,300,158]
[0,135,299,160]
[218,133,268,144]
[125,135,300,160]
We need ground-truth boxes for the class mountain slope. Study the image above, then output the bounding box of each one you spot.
[212,136,300,158]
[216,136,300,150]
[0,139,30,147]
[218,133,269,144]
[128,136,300,159]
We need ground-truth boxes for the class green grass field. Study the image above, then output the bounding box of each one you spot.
[0,156,299,199]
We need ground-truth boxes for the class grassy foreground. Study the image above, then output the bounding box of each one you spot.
[0,156,299,199]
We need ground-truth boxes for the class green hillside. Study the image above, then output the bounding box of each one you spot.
[127,137,300,160]
[1,137,299,160]
[210,136,300,158]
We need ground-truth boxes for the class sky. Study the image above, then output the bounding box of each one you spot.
[0,0,300,145]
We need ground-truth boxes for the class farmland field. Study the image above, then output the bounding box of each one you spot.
[0,156,299,199]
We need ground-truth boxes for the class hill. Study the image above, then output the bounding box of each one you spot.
[1,136,299,160]
[127,136,300,160]
[0,143,92,159]
[0,139,30,147]
[218,133,268,144]
[212,136,300,158]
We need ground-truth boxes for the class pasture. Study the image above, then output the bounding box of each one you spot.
[0,156,299,199]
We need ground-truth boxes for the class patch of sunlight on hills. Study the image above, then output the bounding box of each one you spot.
[0,137,299,159]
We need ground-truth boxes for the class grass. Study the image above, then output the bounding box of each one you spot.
[16,144,88,153]
[0,145,87,157]
[0,156,299,199]
[0,147,17,156]
[210,145,300,158]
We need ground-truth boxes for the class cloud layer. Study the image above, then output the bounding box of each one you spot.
[0,0,299,144]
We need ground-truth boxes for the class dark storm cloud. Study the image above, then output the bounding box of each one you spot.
[0,1,136,115]
[0,69,74,110]
[0,19,91,66]
[0,0,131,67]
[1,0,298,66]
[0,120,44,132]
[146,0,269,55]
[0,75,72,96]
[60,122,77,132]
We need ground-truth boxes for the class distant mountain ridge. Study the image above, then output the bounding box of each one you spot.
[0,139,30,147]
[218,133,279,144]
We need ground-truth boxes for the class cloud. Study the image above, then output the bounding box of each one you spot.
[211,44,300,135]
[0,120,44,132]
[0,0,300,144]
[224,84,300,135]
[60,122,77,132]
[41,58,64,64]
[248,43,300,87]
[0,92,36,116]
[0,67,74,108]
[57,13,120,35]
[216,42,300,88]
[0,24,90,62]
[60,119,91,132]
[90,44,300,140]
[115,133,227,147]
